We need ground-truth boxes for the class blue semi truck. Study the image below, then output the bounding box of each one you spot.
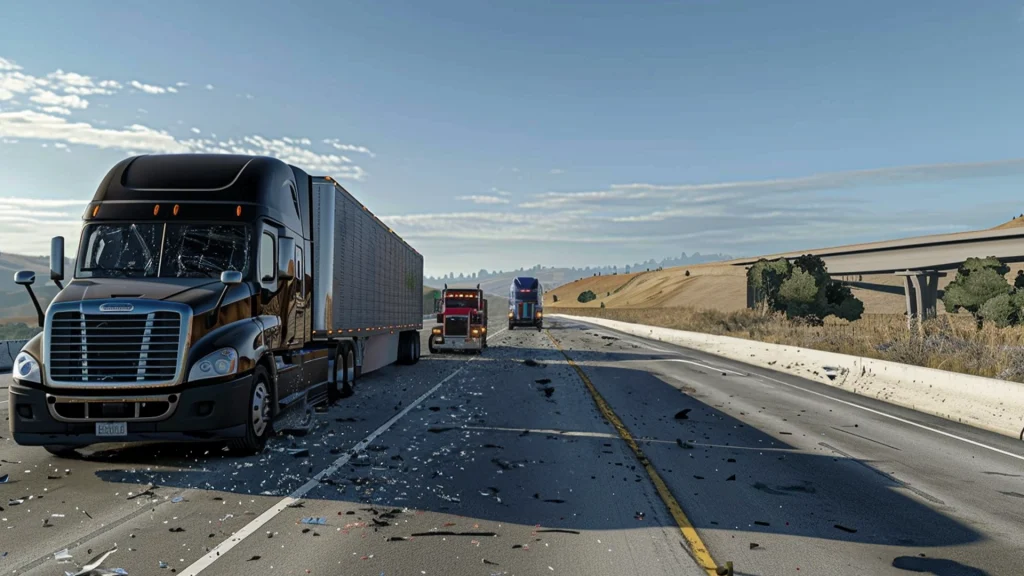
[508,277,543,330]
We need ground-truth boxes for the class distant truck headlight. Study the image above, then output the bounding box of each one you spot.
[189,348,238,382]
[536,311,543,318]
[471,328,480,336]
[13,352,41,384]
[432,327,442,335]
[508,312,513,318]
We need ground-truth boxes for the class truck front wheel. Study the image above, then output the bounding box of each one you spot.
[229,366,273,454]
[44,445,80,459]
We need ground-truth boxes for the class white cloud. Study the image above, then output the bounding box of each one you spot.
[129,80,167,94]
[322,139,376,157]
[0,57,22,71]
[490,187,512,197]
[0,110,188,152]
[167,86,178,93]
[175,81,188,87]
[205,84,214,90]
[52,142,67,149]
[457,195,510,205]
[190,127,201,134]
[550,168,564,174]
[30,89,88,110]
[0,197,87,208]
[99,80,121,89]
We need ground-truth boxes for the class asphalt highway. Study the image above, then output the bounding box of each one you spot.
[1,317,1022,576]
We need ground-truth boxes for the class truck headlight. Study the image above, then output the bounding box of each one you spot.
[471,328,480,336]
[189,348,238,382]
[508,312,513,318]
[536,311,543,318]
[432,327,442,335]
[13,352,40,384]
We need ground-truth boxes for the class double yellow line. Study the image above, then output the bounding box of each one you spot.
[547,331,721,576]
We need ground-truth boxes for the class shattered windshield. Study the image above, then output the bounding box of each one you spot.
[77,223,250,279]
[78,223,162,278]
[161,224,250,278]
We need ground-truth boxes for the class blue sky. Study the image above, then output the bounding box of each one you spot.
[3,0,1024,276]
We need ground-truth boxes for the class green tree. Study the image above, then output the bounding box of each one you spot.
[577,290,597,303]
[552,294,558,303]
[979,293,1018,328]
[943,257,1013,328]
[747,258,793,312]
[600,301,606,308]
[1015,270,1024,290]
[779,269,822,320]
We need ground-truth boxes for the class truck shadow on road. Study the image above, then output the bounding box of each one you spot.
[89,331,988,565]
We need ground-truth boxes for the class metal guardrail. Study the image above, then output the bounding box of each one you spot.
[0,339,29,371]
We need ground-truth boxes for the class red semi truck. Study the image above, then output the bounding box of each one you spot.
[429,285,487,354]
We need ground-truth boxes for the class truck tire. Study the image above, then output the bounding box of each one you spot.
[229,365,273,455]
[398,331,418,365]
[341,343,356,397]
[411,334,421,364]
[329,344,354,402]
[44,445,81,459]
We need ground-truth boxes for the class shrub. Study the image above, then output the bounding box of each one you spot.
[943,257,1013,328]
[552,294,558,303]
[577,290,597,303]
[685,270,690,277]
[600,301,606,308]
[747,255,863,322]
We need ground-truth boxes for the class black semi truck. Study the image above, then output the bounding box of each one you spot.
[9,154,423,455]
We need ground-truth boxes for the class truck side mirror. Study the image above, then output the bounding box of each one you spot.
[15,270,35,286]
[220,270,243,285]
[50,236,65,288]
[278,237,295,281]
[209,270,243,328]
[14,271,44,327]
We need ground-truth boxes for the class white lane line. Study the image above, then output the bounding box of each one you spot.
[657,358,745,376]
[182,328,508,575]
[757,373,1024,463]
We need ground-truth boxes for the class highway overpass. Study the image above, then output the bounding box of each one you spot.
[732,225,1024,322]
[728,225,1024,275]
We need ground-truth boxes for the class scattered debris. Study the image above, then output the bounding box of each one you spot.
[727,458,736,463]
[726,475,736,481]
[779,432,793,435]
[543,499,565,504]
[171,496,184,503]
[8,499,24,506]
[537,529,580,535]
[388,536,409,542]
[286,501,305,508]
[483,559,499,565]
[410,531,497,537]
[674,409,691,420]
[834,524,858,534]
[676,439,693,449]
[0,474,8,483]
[635,511,645,520]
[693,475,705,480]
[54,549,73,562]
[523,359,545,367]
[280,426,310,437]
[543,387,555,398]
[535,378,551,384]
[168,527,185,533]
[754,521,770,526]
[67,547,119,576]
[287,448,310,458]
[126,486,155,500]
[428,406,441,412]
[248,555,261,561]
[301,517,327,525]
[749,542,760,550]
[428,427,455,433]
[159,561,168,569]
[42,518,53,528]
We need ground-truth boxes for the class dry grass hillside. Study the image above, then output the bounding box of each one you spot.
[545,216,1024,316]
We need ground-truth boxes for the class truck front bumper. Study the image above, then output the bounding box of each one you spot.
[8,374,253,447]
[430,335,484,351]
[510,317,542,327]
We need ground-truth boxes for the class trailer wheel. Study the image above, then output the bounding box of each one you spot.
[411,334,421,364]
[229,365,273,455]
[341,343,356,396]
[398,331,418,365]
[329,344,354,402]
[508,324,514,331]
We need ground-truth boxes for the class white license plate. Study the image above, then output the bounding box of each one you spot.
[96,422,127,437]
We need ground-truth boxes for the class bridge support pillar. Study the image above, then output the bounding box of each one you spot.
[896,270,945,330]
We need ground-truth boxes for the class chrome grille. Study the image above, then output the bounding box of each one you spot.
[444,316,469,337]
[49,311,181,383]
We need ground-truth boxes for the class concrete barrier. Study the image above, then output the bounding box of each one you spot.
[0,339,29,371]
[554,314,1024,441]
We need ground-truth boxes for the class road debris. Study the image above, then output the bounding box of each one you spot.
[301,517,327,525]
[248,555,261,561]
[750,542,760,550]
[409,531,497,537]
[54,549,73,562]
[726,475,736,481]
[0,474,8,483]
[754,520,770,526]
[126,486,155,500]
[834,523,858,533]
[171,496,184,503]
[287,448,310,458]
[676,439,694,449]
[543,387,555,397]
[537,529,580,535]
[523,359,545,367]
[535,378,551,384]
[674,409,691,420]
[168,527,185,533]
